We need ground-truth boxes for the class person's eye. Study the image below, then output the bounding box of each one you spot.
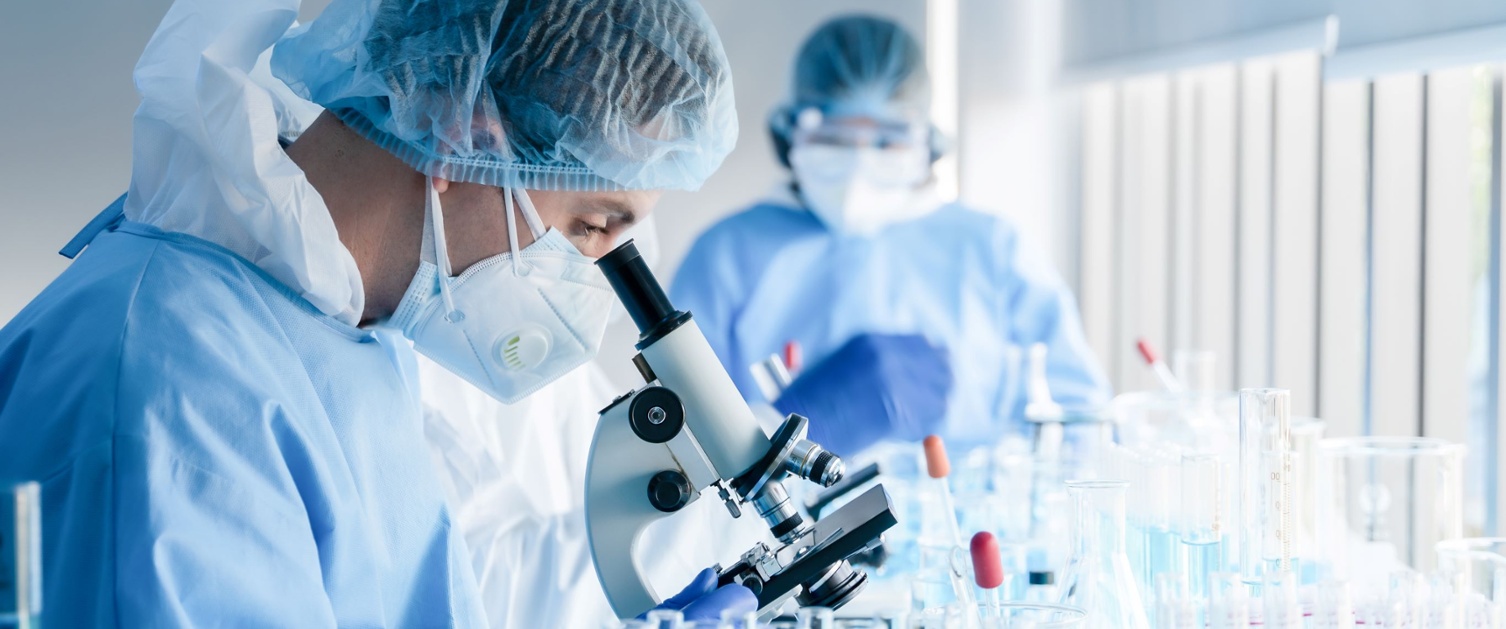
[575,220,608,237]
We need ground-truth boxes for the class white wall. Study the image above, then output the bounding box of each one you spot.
[0,0,331,325]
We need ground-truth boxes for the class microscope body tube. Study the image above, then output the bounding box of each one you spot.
[639,320,771,480]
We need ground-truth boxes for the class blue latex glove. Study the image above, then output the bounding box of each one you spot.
[774,334,952,455]
[642,568,758,622]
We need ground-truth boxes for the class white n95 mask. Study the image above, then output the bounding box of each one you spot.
[789,144,935,236]
[390,179,614,404]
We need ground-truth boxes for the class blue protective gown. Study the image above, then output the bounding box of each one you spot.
[0,213,487,627]
[669,192,1111,446]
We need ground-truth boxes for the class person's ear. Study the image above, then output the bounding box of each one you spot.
[432,177,451,194]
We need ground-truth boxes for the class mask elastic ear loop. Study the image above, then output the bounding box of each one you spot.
[504,187,523,277]
[427,177,460,320]
[513,189,547,239]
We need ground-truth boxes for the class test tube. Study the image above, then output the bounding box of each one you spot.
[1262,572,1303,629]
[1180,452,1225,599]
[1315,580,1356,629]
[795,606,835,629]
[1238,388,1296,586]
[1143,450,1182,587]
[1389,570,1426,628]
[1207,573,1249,629]
[2,482,41,629]
[646,609,685,629]
[718,610,760,629]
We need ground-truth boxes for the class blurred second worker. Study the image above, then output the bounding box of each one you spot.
[670,14,1111,457]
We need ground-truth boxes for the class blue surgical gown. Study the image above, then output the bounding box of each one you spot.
[0,217,487,627]
[669,196,1111,446]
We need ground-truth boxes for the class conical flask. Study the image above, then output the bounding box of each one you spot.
[1058,480,1150,629]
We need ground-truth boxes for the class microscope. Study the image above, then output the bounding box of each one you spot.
[586,241,898,620]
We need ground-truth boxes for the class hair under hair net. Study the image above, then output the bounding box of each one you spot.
[768,15,932,167]
[271,0,737,191]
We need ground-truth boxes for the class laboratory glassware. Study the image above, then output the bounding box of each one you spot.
[1152,573,1194,629]
[1056,480,1149,629]
[1135,338,1184,392]
[1262,572,1303,629]
[1436,538,1506,626]
[1238,388,1298,586]
[971,603,1086,629]
[1316,437,1465,586]
[1142,450,1182,587]
[796,606,835,629]
[914,436,980,627]
[1111,390,1238,451]
[1288,417,1326,583]
[719,609,761,629]
[1170,350,1216,392]
[1180,452,1226,598]
[1314,580,1356,629]
[0,482,40,629]
[646,608,685,629]
[1206,573,1250,629]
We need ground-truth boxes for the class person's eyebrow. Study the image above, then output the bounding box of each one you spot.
[589,198,639,226]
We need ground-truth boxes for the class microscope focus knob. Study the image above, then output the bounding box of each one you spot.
[648,470,693,512]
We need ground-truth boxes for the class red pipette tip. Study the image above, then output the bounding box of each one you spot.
[923,435,950,479]
[1136,338,1158,365]
[783,341,802,373]
[970,532,1005,589]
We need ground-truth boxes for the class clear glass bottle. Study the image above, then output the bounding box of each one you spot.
[1057,480,1150,629]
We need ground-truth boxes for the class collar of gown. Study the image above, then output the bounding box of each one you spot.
[123,0,364,325]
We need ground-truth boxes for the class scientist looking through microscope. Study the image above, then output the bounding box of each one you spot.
[0,0,754,625]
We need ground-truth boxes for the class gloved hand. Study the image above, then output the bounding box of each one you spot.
[642,568,757,622]
[773,334,952,455]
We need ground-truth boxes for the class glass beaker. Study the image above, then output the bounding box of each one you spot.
[1056,480,1149,629]
[1316,437,1465,587]
[0,482,41,629]
[1436,537,1506,625]
[975,602,1087,628]
[1111,390,1238,452]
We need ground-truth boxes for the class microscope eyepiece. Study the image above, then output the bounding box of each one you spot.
[597,240,692,349]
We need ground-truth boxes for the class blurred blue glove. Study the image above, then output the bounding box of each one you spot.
[774,334,952,455]
[642,568,757,622]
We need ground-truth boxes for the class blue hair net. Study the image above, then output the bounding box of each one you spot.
[271,0,737,191]
[768,15,932,166]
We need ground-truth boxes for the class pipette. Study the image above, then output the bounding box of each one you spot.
[918,436,981,628]
[971,532,1007,627]
[1135,338,1184,392]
